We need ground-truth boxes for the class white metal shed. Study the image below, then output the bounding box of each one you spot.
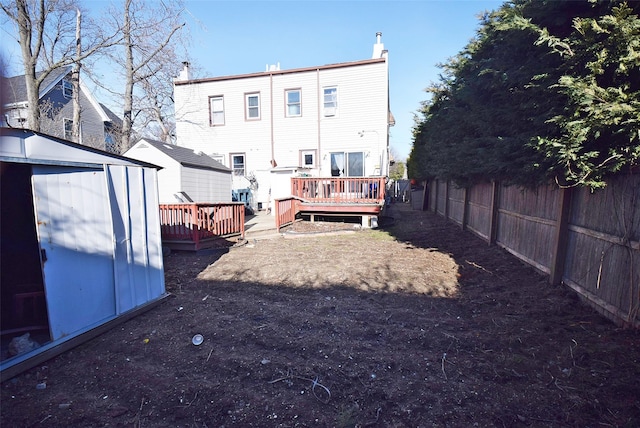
[0,128,166,380]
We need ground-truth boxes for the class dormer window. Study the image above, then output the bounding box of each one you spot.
[62,79,73,99]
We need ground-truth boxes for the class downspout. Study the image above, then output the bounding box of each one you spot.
[270,72,275,167]
[316,68,321,170]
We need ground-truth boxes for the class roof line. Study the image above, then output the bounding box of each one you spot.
[38,66,73,99]
[175,57,386,86]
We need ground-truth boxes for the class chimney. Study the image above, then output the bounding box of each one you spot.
[175,61,191,82]
[372,32,384,59]
[265,62,281,72]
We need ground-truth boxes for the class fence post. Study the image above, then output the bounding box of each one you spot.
[489,181,499,245]
[421,180,429,211]
[462,187,469,231]
[444,180,450,219]
[549,187,572,285]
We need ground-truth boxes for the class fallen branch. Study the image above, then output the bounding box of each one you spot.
[441,353,448,380]
[269,369,331,403]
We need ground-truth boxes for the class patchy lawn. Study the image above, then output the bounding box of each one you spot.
[2,202,639,427]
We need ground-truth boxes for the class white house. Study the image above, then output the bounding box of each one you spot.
[173,33,393,212]
[0,127,166,380]
[124,138,232,203]
[2,66,121,152]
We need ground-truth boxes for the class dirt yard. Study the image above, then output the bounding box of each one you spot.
[2,202,639,427]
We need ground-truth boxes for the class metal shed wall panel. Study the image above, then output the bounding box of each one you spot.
[106,165,165,313]
[32,166,117,340]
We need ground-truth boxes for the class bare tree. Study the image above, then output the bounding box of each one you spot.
[71,7,80,141]
[0,0,118,133]
[100,0,185,150]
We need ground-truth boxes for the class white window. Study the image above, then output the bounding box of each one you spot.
[231,153,245,176]
[63,118,73,140]
[330,152,364,177]
[300,150,316,167]
[245,93,260,120]
[286,89,301,117]
[62,79,73,99]
[323,87,337,117]
[209,96,224,126]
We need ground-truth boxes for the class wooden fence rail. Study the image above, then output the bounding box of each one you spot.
[159,203,245,250]
[274,197,302,231]
[422,174,639,328]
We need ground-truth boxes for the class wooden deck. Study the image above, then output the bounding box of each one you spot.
[159,203,245,251]
[276,177,386,230]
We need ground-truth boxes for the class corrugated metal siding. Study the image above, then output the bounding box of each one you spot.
[31,163,166,340]
[125,144,183,203]
[32,165,117,340]
[106,165,165,313]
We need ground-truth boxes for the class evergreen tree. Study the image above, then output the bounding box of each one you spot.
[409,0,639,190]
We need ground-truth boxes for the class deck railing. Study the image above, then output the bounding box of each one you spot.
[291,177,386,204]
[159,203,245,250]
[274,197,303,230]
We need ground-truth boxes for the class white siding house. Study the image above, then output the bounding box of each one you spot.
[124,138,232,203]
[173,33,392,212]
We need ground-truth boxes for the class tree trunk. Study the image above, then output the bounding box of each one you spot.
[16,0,41,132]
[120,0,134,152]
[72,8,82,143]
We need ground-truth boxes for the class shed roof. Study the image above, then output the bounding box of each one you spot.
[0,127,160,169]
[136,138,231,173]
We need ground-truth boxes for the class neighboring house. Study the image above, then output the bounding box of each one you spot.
[124,138,232,204]
[0,127,166,380]
[173,33,393,212]
[2,66,121,152]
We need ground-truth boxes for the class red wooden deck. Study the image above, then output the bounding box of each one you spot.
[276,177,386,230]
[159,203,245,251]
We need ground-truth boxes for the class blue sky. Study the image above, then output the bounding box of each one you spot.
[2,0,505,160]
[184,0,505,160]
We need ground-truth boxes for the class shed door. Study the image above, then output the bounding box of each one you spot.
[32,166,116,340]
[105,165,165,314]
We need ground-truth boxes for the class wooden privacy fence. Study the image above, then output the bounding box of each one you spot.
[159,203,245,251]
[423,174,639,328]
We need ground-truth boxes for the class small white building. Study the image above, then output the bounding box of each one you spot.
[173,33,393,213]
[125,138,232,203]
[0,128,166,380]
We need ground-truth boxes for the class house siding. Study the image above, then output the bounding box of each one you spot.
[124,140,232,204]
[5,72,108,149]
[174,57,389,210]
[124,145,182,203]
[181,167,232,203]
